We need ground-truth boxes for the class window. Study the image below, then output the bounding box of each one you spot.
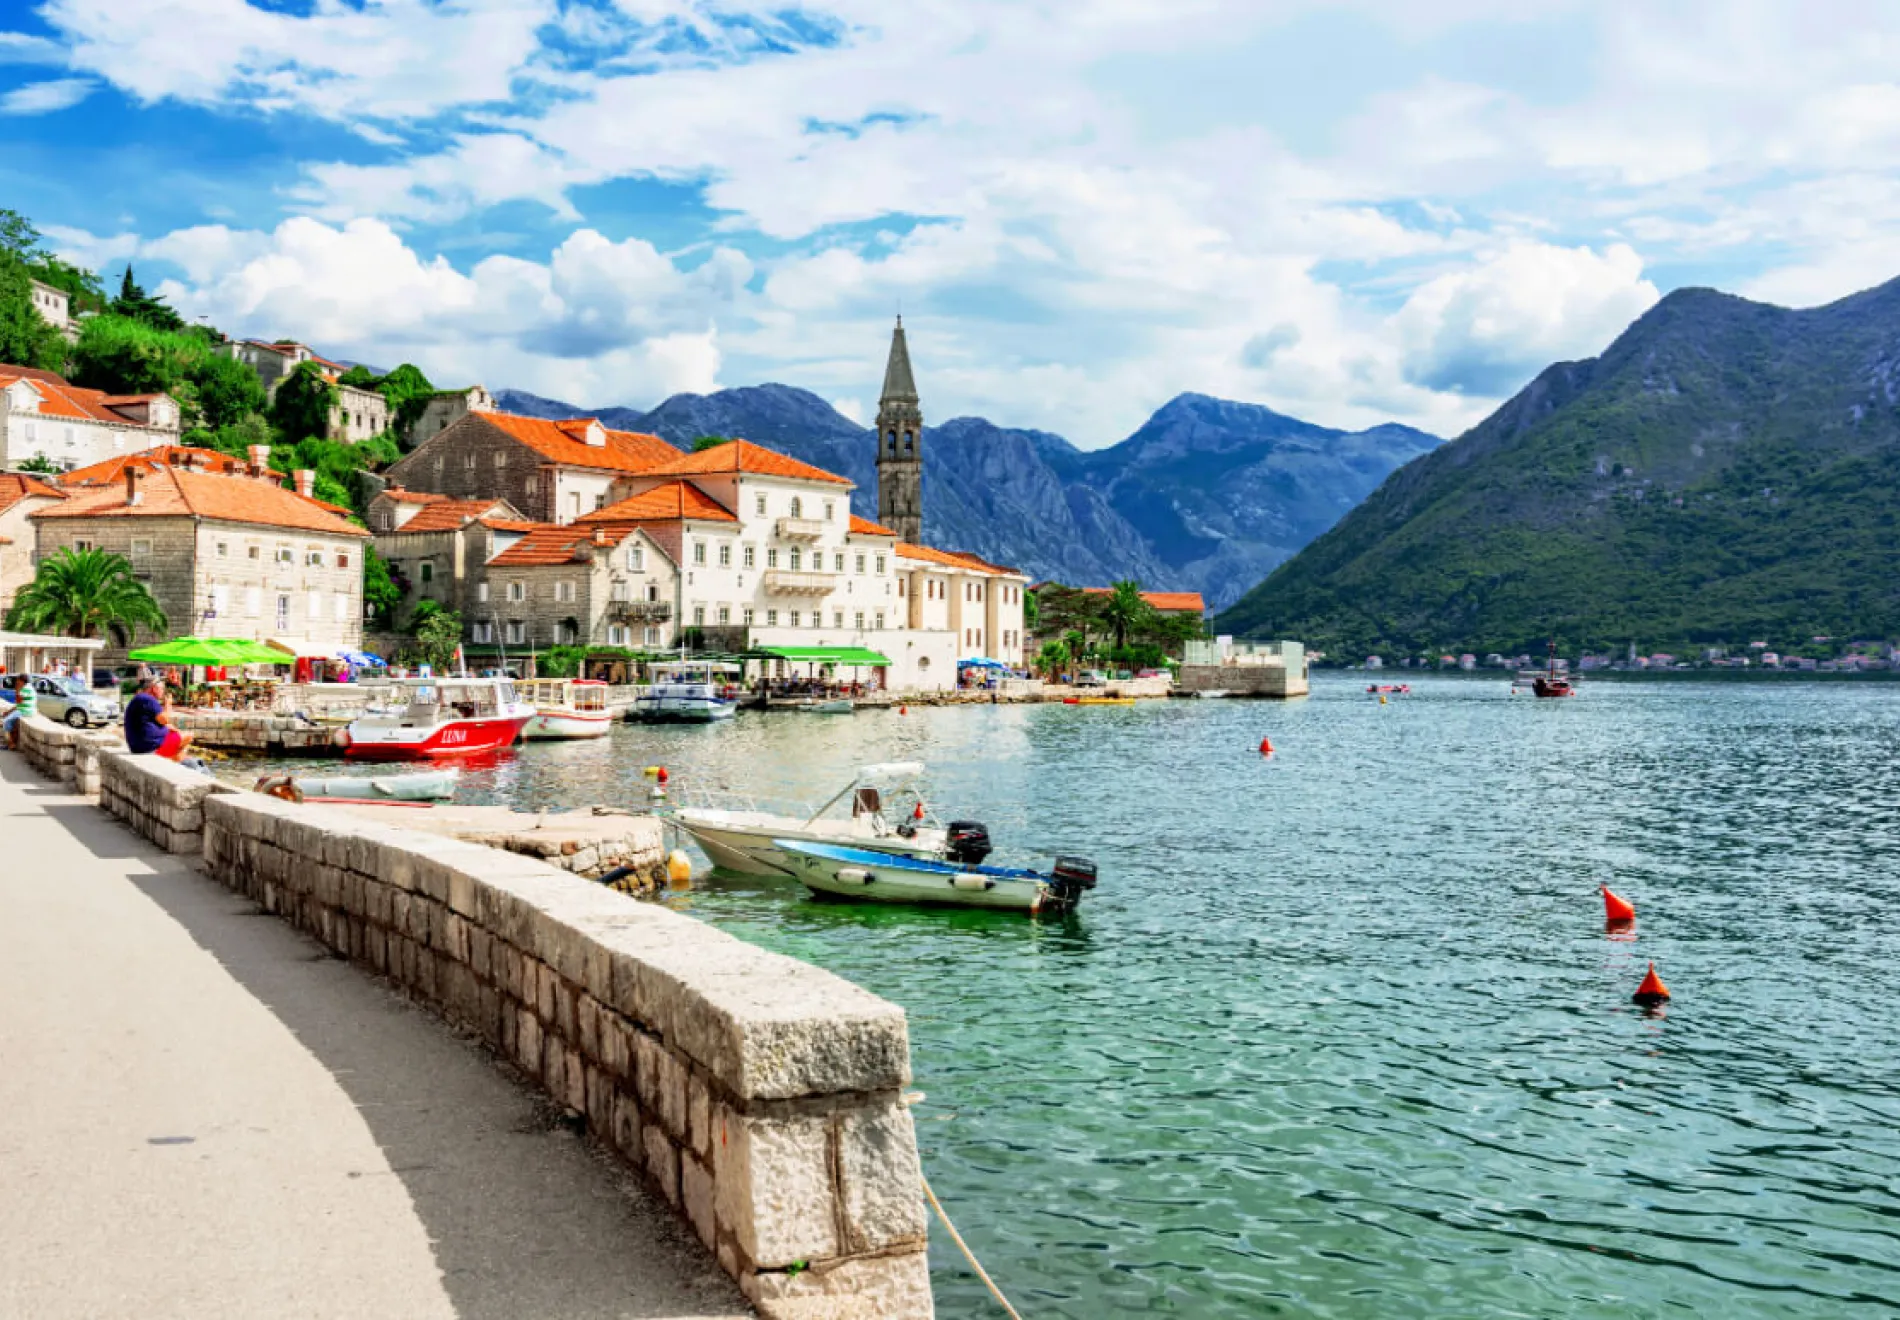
[789,547,802,571]
[494,452,506,467]
[131,538,152,557]
[855,554,865,574]
[855,611,864,629]
[216,541,228,558]
[875,554,886,574]
[336,551,350,570]
[789,610,801,627]
[209,584,229,616]
[756,494,767,516]
[718,543,731,567]
[693,605,706,625]
[743,545,755,569]
[833,611,844,629]
[557,581,575,603]
[248,545,261,561]
[276,595,290,630]
[465,453,477,470]
[767,610,778,626]
[875,611,885,629]
[646,582,659,602]
[473,622,494,643]
[693,542,706,565]
[596,493,607,510]
[477,582,489,603]
[824,501,834,521]
[611,581,630,602]
[743,608,755,625]
[420,561,434,584]
[508,581,525,602]
[789,496,802,518]
[506,621,526,645]
[767,548,779,569]
[644,626,659,646]
[717,606,730,624]
[276,545,294,565]
[526,475,538,495]
[627,545,644,571]
[307,550,324,567]
[607,625,625,646]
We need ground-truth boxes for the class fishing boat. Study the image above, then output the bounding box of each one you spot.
[342,676,534,760]
[669,761,948,876]
[630,659,739,723]
[255,767,459,803]
[773,834,1098,914]
[520,678,614,739]
[1367,683,1412,695]
[1526,643,1575,699]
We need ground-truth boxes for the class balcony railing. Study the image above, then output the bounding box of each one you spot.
[775,517,826,541]
[761,569,836,596]
[608,599,674,622]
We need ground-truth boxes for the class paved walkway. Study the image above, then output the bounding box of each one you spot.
[0,753,749,1320]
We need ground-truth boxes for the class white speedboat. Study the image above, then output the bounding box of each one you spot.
[630,660,739,723]
[520,678,613,739]
[774,838,1098,914]
[669,761,947,876]
[343,676,534,760]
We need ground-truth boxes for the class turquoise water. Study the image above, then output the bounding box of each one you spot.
[309,677,1900,1315]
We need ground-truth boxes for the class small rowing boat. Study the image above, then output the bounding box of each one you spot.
[773,839,1098,914]
[255,767,459,803]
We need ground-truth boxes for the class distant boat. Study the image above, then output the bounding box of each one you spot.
[630,659,740,723]
[1529,643,1575,699]
[520,678,614,739]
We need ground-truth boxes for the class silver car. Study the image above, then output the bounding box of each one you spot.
[31,674,120,728]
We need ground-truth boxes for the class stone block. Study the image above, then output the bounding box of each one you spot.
[612,1089,641,1158]
[687,1072,712,1158]
[743,1248,933,1320]
[713,1108,839,1267]
[681,1153,716,1249]
[837,1102,928,1251]
[517,1007,543,1075]
[644,1121,680,1205]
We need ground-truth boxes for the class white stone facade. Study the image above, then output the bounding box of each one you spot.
[0,375,182,471]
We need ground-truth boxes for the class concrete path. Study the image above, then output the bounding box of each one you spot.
[0,753,749,1320]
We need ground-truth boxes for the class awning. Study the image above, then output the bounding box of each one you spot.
[957,656,1010,670]
[0,632,105,653]
[337,649,386,667]
[129,638,290,665]
[747,645,892,667]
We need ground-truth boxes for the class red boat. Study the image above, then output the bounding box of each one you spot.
[343,676,535,760]
[1530,643,1575,699]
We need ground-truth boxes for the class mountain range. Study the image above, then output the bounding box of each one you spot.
[492,385,1439,609]
[1216,276,1900,652]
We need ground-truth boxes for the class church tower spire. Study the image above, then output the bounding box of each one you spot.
[875,316,923,544]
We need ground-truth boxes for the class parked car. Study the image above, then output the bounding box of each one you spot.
[31,674,121,728]
[1075,670,1109,688]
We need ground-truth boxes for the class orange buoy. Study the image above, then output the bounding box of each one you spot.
[656,766,669,785]
[1601,885,1636,925]
[899,704,908,716]
[1259,737,1273,755]
[1632,962,1670,1006]
[913,800,925,821]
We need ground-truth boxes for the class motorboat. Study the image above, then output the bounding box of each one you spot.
[773,834,1098,914]
[669,760,948,876]
[520,678,614,739]
[800,698,855,714]
[630,660,739,723]
[342,676,534,760]
[255,767,459,802]
[1367,683,1412,695]
[1064,695,1135,706]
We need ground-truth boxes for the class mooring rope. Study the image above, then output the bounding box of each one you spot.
[921,1170,1026,1320]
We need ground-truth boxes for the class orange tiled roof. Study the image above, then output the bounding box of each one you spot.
[0,473,66,514]
[0,362,71,386]
[487,523,636,568]
[577,481,737,525]
[849,513,897,537]
[389,498,517,534]
[0,372,173,429]
[377,489,447,505]
[478,518,542,534]
[895,542,1023,577]
[63,446,248,485]
[475,411,679,474]
[1082,587,1207,612]
[31,466,368,538]
[638,438,851,486]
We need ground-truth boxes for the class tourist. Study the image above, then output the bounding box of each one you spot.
[4,675,37,750]
[124,675,193,762]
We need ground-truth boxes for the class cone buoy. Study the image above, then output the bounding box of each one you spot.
[656,766,669,785]
[1258,737,1273,755]
[913,800,926,821]
[666,849,692,884]
[1601,885,1636,924]
[1632,962,1670,1006]
[899,704,908,716]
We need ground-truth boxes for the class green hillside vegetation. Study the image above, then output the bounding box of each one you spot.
[1217,280,1900,656]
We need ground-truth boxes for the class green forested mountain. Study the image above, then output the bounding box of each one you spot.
[1216,277,1900,654]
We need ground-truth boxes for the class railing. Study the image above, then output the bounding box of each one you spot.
[608,599,673,622]
[774,517,825,540]
[761,569,836,595]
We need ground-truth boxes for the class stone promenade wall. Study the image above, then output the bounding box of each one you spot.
[174,710,346,755]
[202,792,932,1318]
[98,750,234,854]
[1176,663,1310,697]
[16,716,120,797]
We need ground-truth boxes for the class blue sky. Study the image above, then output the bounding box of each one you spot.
[4,1,1898,447]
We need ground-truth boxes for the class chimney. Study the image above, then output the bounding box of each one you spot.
[293,469,315,499]
[592,526,607,546]
[124,466,143,506]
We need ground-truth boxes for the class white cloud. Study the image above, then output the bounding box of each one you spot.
[0,76,95,114]
[0,31,68,65]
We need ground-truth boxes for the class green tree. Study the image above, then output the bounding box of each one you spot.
[69,313,265,429]
[5,547,168,645]
[692,435,734,452]
[411,607,463,673]
[373,363,435,445]
[363,547,401,628]
[110,264,186,332]
[192,350,269,429]
[1035,639,1069,679]
[0,208,43,263]
[0,252,67,371]
[337,364,377,388]
[539,644,588,678]
[1099,579,1156,650]
[1023,587,1041,632]
[271,360,338,444]
[15,455,60,475]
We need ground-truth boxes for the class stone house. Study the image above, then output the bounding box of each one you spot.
[0,473,66,614]
[0,365,182,470]
[895,542,1030,670]
[382,410,679,525]
[404,385,496,449]
[221,340,391,444]
[61,444,253,485]
[30,464,370,662]
[480,522,682,655]
[29,280,76,341]
[367,491,532,630]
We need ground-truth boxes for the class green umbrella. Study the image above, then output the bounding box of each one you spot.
[127,638,290,666]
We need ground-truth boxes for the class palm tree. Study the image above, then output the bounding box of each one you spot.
[5,547,167,644]
[1100,579,1155,650]
[1036,640,1069,679]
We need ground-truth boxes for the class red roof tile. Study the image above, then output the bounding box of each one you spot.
[63,446,248,485]
[895,542,1023,576]
[848,513,897,537]
[638,438,852,486]
[477,518,542,534]
[0,473,66,514]
[1082,587,1207,612]
[31,467,368,537]
[487,523,634,567]
[0,372,175,429]
[0,362,71,386]
[377,489,447,505]
[576,481,737,524]
[389,498,518,534]
[474,411,679,474]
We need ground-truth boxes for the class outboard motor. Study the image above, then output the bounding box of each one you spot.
[1046,855,1098,912]
[945,821,993,867]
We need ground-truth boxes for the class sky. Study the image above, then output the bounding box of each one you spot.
[4,1,1899,448]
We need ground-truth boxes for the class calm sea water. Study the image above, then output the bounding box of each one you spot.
[274,676,1900,1317]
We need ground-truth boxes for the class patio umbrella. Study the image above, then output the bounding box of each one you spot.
[128,638,291,666]
[336,649,386,667]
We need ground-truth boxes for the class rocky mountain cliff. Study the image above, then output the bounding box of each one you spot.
[494,385,1436,606]
[1216,276,1900,651]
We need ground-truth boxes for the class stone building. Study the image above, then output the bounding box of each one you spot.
[367,491,532,630]
[0,365,182,470]
[896,542,1030,669]
[29,280,76,341]
[874,317,924,544]
[0,473,66,614]
[404,385,496,449]
[30,464,369,662]
[221,340,391,444]
[61,444,252,485]
[382,410,678,525]
[480,522,682,655]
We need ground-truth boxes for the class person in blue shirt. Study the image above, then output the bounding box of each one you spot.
[123,675,192,760]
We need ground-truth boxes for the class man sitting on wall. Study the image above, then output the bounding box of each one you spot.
[123,675,193,762]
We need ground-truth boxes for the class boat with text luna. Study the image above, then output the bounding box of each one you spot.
[774,830,1099,914]
[670,761,946,876]
[342,676,535,760]
[520,678,614,739]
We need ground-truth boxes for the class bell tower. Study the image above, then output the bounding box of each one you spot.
[875,316,923,543]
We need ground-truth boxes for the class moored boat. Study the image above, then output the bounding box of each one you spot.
[800,697,855,714]
[256,767,459,802]
[630,660,739,723]
[520,678,614,739]
[343,676,534,760]
[669,761,947,876]
[1525,643,1575,699]
[774,836,1098,914]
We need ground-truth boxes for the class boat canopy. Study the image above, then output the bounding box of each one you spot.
[747,645,892,667]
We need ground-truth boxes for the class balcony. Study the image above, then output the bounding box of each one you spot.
[775,517,825,541]
[762,569,836,596]
[608,599,673,622]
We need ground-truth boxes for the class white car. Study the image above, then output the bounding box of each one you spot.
[31,674,121,728]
